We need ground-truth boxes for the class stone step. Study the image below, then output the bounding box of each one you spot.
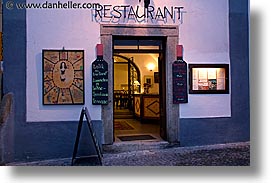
[114,110,134,119]
[103,141,178,154]
[114,114,134,119]
[114,111,133,115]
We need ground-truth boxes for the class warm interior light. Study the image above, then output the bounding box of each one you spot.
[134,80,140,85]
[191,66,227,92]
[147,63,155,71]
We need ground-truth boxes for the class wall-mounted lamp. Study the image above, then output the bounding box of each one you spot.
[134,80,140,85]
[147,63,155,71]
[134,80,141,93]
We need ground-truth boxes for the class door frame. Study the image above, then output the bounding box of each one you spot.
[100,24,179,144]
[113,37,167,140]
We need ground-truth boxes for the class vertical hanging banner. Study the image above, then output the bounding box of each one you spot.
[92,44,109,105]
[172,45,188,104]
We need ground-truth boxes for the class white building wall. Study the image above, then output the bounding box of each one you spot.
[27,0,230,122]
[27,1,102,122]
[179,0,231,118]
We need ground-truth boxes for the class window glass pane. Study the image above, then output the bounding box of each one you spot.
[139,40,162,46]
[114,39,138,46]
[139,46,160,50]
[114,39,162,50]
[192,68,226,91]
[114,45,138,50]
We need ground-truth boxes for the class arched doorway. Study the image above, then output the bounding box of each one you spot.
[113,54,141,111]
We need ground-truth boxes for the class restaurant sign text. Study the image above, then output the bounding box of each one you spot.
[91,4,186,24]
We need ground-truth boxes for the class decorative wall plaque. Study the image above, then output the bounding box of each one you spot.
[43,50,84,105]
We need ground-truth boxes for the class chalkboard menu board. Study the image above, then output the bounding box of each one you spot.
[172,60,188,104]
[92,59,108,105]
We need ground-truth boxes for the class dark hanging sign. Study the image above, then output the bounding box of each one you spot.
[92,58,108,105]
[172,60,188,104]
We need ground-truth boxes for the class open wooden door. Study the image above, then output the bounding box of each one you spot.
[158,53,167,140]
[128,57,137,110]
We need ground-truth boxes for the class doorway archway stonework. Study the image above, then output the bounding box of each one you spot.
[100,24,179,144]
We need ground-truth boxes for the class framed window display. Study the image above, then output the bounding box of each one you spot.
[154,72,159,83]
[189,64,229,94]
[43,50,84,105]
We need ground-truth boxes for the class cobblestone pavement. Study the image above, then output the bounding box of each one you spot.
[103,142,250,166]
[7,142,250,166]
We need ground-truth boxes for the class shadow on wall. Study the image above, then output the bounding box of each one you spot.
[0,92,14,165]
